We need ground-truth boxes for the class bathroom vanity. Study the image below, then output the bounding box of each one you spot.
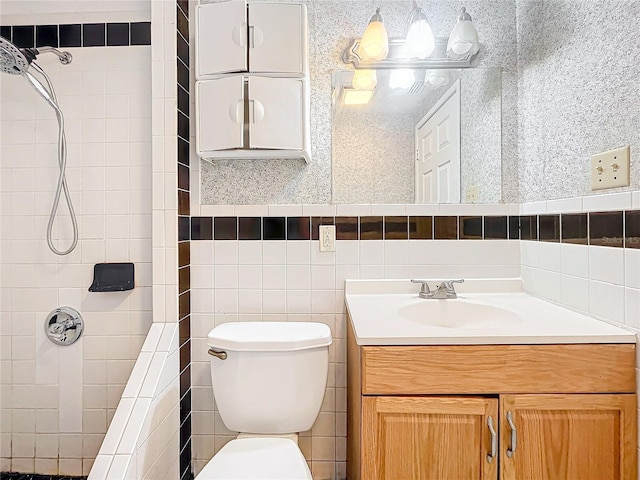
[345,280,637,480]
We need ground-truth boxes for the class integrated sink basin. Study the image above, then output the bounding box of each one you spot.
[345,279,635,345]
[398,300,522,329]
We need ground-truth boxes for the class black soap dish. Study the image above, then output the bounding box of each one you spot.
[89,263,135,292]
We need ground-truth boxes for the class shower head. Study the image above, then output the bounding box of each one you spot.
[0,35,72,75]
[0,36,32,74]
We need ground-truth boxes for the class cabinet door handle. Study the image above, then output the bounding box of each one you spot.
[228,99,243,124]
[506,411,517,458]
[249,99,265,123]
[232,22,248,48]
[486,416,497,463]
[249,25,264,48]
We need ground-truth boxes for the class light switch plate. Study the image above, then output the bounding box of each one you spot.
[319,225,336,252]
[591,146,630,191]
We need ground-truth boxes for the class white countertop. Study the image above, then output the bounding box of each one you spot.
[345,279,636,346]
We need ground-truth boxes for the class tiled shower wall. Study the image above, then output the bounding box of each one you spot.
[0,27,152,477]
[187,203,522,480]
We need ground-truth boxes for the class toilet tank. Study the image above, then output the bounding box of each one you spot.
[207,322,332,434]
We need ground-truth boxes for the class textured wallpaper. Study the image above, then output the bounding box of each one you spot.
[516,0,640,202]
[200,0,518,204]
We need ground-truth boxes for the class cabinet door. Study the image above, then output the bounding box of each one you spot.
[248,76,303,150]
[248,3,305,74]
[362,396,498,480]
[196,76,245,154]
[196,1,247,77]
[500,394,637,480]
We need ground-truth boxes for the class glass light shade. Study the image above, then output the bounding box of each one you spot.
[447,12,480,59]
[405,18,435,59]
[359,10,389,61]
[389,69,415,89]
[352,69,377,90]
[343,89,374,105]
[425,70,449,89]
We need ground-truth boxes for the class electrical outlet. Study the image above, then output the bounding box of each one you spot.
[319,225,336,252]
[465,185,479,203]
[591,146,630,191]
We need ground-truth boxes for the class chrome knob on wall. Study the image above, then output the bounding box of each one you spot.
[45,306,83,346]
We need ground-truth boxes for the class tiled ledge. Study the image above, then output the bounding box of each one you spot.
[88,324,180,480]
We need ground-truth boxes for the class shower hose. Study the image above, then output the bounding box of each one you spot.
[29,62,78,255]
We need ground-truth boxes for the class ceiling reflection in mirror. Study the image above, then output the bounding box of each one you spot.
[332,67,502,204]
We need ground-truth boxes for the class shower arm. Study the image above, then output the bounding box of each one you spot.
[26,46,73,65]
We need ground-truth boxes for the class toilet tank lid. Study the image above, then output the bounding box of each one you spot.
[207,322,332,352]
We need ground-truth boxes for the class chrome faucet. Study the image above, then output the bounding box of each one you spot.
[411,279,465,299]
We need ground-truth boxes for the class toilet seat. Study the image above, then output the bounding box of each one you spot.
[196,437,312,480]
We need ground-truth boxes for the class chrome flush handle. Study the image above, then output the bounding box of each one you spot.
[208,348,227,360]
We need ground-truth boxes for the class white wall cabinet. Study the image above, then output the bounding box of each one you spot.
[196,76,306,156]
[196,0,306,78]
[195,0,310,162]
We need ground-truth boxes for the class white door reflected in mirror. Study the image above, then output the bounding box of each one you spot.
[415,80,461,203]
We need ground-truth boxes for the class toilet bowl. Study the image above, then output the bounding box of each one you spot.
[195,322,332,480]
[196,437,311,480]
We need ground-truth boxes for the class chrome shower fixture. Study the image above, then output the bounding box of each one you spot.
[0,36,73,74]
[0,35,78,255]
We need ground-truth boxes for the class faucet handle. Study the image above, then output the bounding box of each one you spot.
[411,279,432,295]
[444,279,464,288]
[443,279,465,294]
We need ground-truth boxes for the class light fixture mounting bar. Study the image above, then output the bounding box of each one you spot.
[343,37,474,69]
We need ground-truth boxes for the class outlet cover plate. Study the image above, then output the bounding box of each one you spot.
[591,146,630,191]
[319,225,336,252]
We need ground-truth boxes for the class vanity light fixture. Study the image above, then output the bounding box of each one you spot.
[446,7,480,60]
[405,1,435,59]
[343,6,479,69]
[359,8,389,61]
[352,69,377,90]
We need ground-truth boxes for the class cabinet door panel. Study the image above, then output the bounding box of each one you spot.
[501,394,637,480]
[248,76,303,150]
[249,3,304,74]
[196,77,245,154]
[362,396,498,480]
[196,0,247,77]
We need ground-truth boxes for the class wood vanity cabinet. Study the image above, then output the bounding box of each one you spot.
[347,323,637,480]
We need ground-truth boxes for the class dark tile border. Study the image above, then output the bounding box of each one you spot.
[1,22,152,48]
[459,216,482,240]
[561,213,588,245]
[626,211,640,249]
[175,3,192,480]
[0,475,87,480]
[589,211,623,248]
[539,215,560,242]
[181,211,640,248]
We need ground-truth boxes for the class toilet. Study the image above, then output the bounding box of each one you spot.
[196,321,332,480]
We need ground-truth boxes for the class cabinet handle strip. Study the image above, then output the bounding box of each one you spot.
[487,415,497,463]
[506,410,517,457]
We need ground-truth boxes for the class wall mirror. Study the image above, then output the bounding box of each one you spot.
[331,67,502,204]
[199,0,516,205]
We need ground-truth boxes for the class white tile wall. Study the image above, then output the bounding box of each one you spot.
[189,226,522,479]
[1,44,152,474]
